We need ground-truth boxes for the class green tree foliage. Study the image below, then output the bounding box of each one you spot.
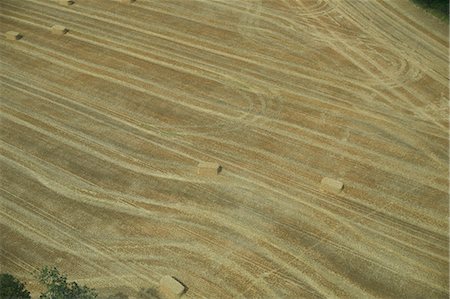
[0,273,31,299]
[412,0,449,20]
[36,266,97,299]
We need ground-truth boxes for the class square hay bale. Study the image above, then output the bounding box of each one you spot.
[4,31,22,40]
[159,275,187,299]
[320,177,344,194]
[51,25,69,35]
[58,0,74,6]
[197,162,222,176]
[120,0,136,3]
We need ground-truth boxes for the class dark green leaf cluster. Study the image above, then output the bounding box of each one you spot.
[412,0,449,20]
[36,266,97,299]
[0,268,161,299]
[0,273,31,299]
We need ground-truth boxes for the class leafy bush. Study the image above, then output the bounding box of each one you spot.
[412,0,449,20]
[36,266,97,299]
[0,273,31,299]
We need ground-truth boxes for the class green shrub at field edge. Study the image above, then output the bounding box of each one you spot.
[0,273,31,299]
[412,0,449,21]
[35,266,98,299]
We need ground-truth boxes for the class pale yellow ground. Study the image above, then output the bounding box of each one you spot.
[0,0,448,298]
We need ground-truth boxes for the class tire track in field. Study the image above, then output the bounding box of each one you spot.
[2,70,447,246]
[0,145,311,298]
[1,63,446,282]
[2,0,421,121]
[1,0,448,297]
[1,39,445,194]
[2,67,446,251]
[6,100,440,284]
[4,0,446,148]
[0,101,442,298]
[289,2,446,131]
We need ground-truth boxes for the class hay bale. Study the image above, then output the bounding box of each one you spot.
[120,0,136,3]
[51,25,68,35]
[4,31,22,40]
[320,177,344,194]
[197,162,222,176]
[159,276,187,299]
[58,0,74,6]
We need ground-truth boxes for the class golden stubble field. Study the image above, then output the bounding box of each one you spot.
[0,0,448,298]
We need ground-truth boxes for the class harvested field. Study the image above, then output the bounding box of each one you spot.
[0,0,448,298]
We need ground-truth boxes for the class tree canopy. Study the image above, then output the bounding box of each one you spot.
[0,273,31,299]
[36,266,97,299]
[413,0,449,20]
